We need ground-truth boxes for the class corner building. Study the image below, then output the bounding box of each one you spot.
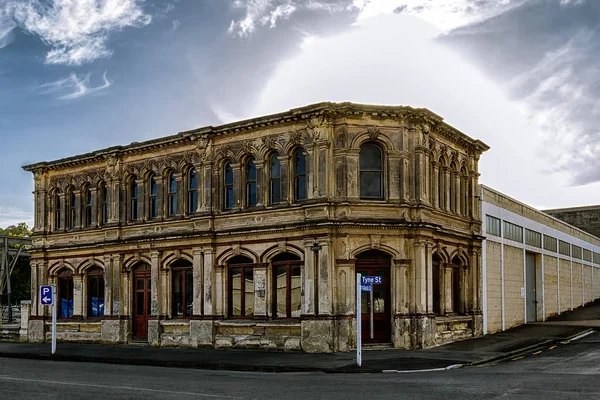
[23,102,489,352]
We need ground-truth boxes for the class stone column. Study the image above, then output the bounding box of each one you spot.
[431,163,439,208]
[154,175,164,219]
[175,173,184,215]
[203,249,214,316]
[103,256,112,316]
[112,255,122,316]
[388,154,402,202]
[443,168,451,212]
[423,151,431,205]
[394,259,409,314]
[192,248,203,316]
[317,239,332,315]
[30,261,38,317]
[232,163,242,210]
[58,193,66,230]
[109,179,120,224]
[315,142,329,198]
[148,251,161,346]
[73,274,84,317]
[426,243,434,314]
[89,187,98,226]
[413,240,428,313]
[253,263,268,318]
[279,156,289,204]
[413,149,424,203]
[302,240,317,315]
[214,263,225,316]
[454,174,461,215]
[305,147,314,200]
[346,150,360,200]
[255,160,265,207]
[444,264,454,314]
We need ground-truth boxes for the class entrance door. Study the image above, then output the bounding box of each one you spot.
[526,252,537,323]
[133,269,151,338]
[356,252,391,344]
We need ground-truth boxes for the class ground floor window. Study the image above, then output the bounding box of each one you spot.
[58,269,74,318]
[228,256,254,318]
[272,253,302,318]
[172,260,193,318]
[87,267,105,317]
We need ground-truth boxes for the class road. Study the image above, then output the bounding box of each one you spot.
[1,332,599,399]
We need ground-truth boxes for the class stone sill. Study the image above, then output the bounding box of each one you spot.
[435,315,473,323]
[160,320,190,326]
[215,320,301,328]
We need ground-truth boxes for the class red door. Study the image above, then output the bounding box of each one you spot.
[356,264,391,344]
[133,271,151,338]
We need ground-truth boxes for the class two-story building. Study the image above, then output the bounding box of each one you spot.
[22,102,489,352]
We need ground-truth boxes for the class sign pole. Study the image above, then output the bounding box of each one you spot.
[51,285,57,355]
[356,273,361,367]
[370,289,374,339]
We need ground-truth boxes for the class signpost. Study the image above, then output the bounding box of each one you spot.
[356,274,383,366]
[40,285,57,355]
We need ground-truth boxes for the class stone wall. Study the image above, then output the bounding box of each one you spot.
[544,206,600,238]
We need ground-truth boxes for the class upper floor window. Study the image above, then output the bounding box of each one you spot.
[68,189,76,229]
[188,168,197,214]
[293,149,306,202]
[54,192,61,230]
[84,187,92,227]
[269,154,281,205]
[130,176,139,221]
[168,172,177,216]
[246,158,257,207]
[149,174,157,219]
[359,143,383,199]
[224,162,234,210]
[100,183,108,225]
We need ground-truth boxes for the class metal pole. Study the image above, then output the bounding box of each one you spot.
[370,289,374,339]
[52,285,57,355]
[356,273,361,367]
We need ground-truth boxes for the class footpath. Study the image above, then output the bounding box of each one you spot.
[1,301,598,373]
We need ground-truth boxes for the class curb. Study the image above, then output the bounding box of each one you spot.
[467,327,595,367]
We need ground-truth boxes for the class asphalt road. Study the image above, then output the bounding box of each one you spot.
[1,332,599,400]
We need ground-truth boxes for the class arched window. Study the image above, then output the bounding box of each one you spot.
[168,172,177,216]
[149,174,157,219]
[130,176,139,221]
[272,252,301,319]
[187,168,197,214]
[58,269,74,318]
[68,188,76,229]
[269,153,281,205]
[100,183,108,225]
[84,186,92,227]
[246,157,257,207]
[228,255,254,318]
[359,143,383,199]
[54,191,61,230]
[224,162,234,210]
[171,259,193,318]
[293,149,306,202]
[87,267,104,318]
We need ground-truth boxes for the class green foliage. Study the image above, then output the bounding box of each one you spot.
[1,222,32,304]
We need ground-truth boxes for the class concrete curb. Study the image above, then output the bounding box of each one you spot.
[467,327,595,367]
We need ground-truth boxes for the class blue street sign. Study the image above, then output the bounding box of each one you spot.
[361,276,382,285]
[360,284,372,292]
[40,285,53,306]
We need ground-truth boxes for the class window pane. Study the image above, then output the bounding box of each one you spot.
[271,155,280,178]
[173,271,183,317]
[247,183,257,206]
[231,268,241,316]
[290,265,301,318]
[360,172,382,198]
[294,151,306,174]
[271,180,280,204]
[295,176,306,201]
[360,145,382,170]
[186,270,194,317]
[136,292,145,316]
[244,268,254,316]
[275,265,287,318]
[189,169,196,188]
[226,186,234,209]
[188,190,197,213]
[225,163,233,184]
[247,159,256,181]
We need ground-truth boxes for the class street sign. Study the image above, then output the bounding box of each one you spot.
[360,284,372,292]
[40,285,53,305]
[361,276,382,285]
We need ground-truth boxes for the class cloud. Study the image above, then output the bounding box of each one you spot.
[0,206,33,229]
[172,19,180,30]
[2,0,151,65]
[0,17,16,49]
[36,71,111,100]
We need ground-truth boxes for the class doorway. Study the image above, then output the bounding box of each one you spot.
[356,250,392,344]
[133,264,151,339]
[525,252,537,323]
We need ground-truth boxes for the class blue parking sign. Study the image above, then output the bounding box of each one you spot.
[40,285,53,306]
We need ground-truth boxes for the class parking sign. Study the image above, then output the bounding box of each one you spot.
[40,285,53,306]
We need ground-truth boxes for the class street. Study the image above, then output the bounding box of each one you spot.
[1,332,599,400]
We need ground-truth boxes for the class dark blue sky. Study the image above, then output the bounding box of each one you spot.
[1,0,599,227]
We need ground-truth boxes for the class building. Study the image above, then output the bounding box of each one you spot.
[481,186,600,334]
[22,102,490,352]
[543,205,600,239]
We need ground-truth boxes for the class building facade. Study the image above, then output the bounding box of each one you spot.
[22,102,489,352]
[481,186,600,334]
[543,205,600,239]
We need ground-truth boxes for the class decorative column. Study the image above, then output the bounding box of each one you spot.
[214,263,225,316]
[109,179,120,224]
[73,273,84,317]
[253,263,268,318]
[231,163,242,210]
[302,240,317,315]
[413,240,428,314]
[346,149,360,200]
[444,168,451,212]
[279,156,289,204]
[192,248,203,315]
[423,151,431,205]
[315,141,329,198]
[431,162,439,208]
[175,173,184,215]
[454,173,461,215]
[393,258,411,349]
[255,160,265,207]
[426,243,434,314]
[103,256,112,316]
[58,192,66,230]
[89,187,98,226]
[411,239,436,348]
[148,251,161,346]
[317,239,332,315]
[388,154,402,202]
[444,263,454,314]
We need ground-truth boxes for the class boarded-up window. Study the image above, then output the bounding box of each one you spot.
[543,235,557,252]
[572,245,582,259]
[583,249,592,262]
[486,215,501,237]
[559,240,570,256]
[503,221,523,243]
[525,229,542,248]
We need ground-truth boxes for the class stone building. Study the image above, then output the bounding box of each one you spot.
[481,186,600,334]
[543,205,600,239]
[22,102,489,352]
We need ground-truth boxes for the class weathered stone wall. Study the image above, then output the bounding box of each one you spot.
[544,207,600,238]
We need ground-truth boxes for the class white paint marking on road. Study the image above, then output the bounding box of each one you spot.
[382,364,464,374]
[0,375,242,399]
[565,330,595,343]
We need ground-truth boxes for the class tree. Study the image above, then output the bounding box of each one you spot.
[0,223,32,305]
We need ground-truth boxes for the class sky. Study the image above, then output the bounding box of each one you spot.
[1,0,599,228]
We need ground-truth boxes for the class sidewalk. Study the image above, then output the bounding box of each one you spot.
[1,301,598,373]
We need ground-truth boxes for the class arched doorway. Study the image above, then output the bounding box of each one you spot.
[132,263,151,338]
[355,250,391,343]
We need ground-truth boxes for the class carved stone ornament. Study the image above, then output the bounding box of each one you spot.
[232,243,241,256]
[370,234,382,250]
[336,126,348,148]
[217,145,231,159]
[277,238,287,252]
[241,139,254,154]
[262,135,276,150]
[367,126,380,140]
[289,130,303,146]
